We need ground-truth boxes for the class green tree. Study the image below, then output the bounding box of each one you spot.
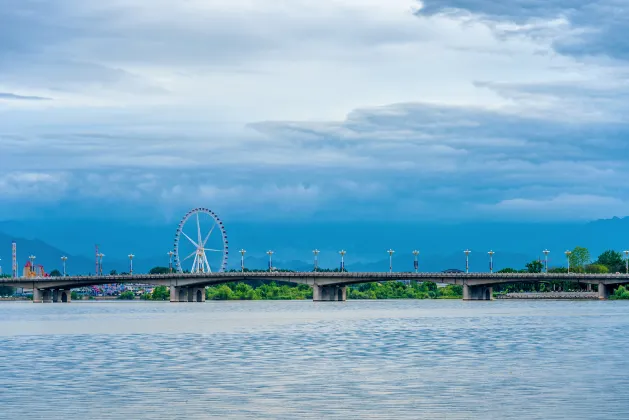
[497,268,518,273]
[585,263,609,274]
[151,285,170,301]
[569,246,590,272]
[109,269,118,276]
[50,269,62,277]
[149,267,171,275]
[526,260,543,273]
[595,250,624,273]
[610,285,629,300]
[118,290,135,300]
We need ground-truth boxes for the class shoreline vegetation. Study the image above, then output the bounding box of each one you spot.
[132,282,464,301]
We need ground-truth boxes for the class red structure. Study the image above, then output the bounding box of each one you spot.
[23,261,49,278]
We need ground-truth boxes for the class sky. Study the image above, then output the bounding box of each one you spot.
[1,0,629,225]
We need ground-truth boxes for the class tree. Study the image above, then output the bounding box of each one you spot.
[569,246,590,272]
[497,268,518,273]
[118,290,135,300]
[595,250,624,273]
[151,285,170,301]
[109,269,118,276]
[149,266,171,275]
[585,264,609,274]
[525,260,543,273]
[49,269,62,277]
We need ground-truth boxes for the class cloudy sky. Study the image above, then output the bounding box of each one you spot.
[1,0,628,223]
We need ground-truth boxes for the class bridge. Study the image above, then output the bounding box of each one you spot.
[2,272,629,302]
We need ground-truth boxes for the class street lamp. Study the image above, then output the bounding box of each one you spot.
[61,256,68,277]
[128,254,135,275]
[312,249,320,272]
[240,249,246,272]
[624,250,629,274]
[387,249,395,273]
[167,251,175,273]
[412,250,420,273]
[98,253,105,276]
[565,250,572,273]
[543,250,550,273]
[464,250,471,273]
[266,250,274,272]
[339,250,346,272]
[488,250,495,274]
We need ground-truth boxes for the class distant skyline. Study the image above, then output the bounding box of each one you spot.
[1,0,629,223]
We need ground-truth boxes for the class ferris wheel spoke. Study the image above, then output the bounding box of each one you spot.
[181,231,199,248]
[196,213,203,245]
[184,250,197,261]
[203,248,223,252]
[202,223,216,247]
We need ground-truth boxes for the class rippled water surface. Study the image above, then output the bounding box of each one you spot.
[1,300,628,419]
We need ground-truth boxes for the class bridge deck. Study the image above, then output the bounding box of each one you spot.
[3,271,629,290]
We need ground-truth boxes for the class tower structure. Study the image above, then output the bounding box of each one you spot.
[12,241,17,278]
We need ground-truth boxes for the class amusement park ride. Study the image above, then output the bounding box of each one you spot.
[6,207,229,279]
[174,207,229,274]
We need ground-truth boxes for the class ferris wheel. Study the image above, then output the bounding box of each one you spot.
[173,208,228,273]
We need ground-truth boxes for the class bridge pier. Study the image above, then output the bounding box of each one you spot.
[597,283,617,300]
[170,286,205,302]
[463,284,493,301]
[313,285,346,302]
[58,290,71,303]
[170,286,184,302]
[188,287,206,302]
[42,289,53,303]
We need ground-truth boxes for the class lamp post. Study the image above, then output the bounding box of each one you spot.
[488,250,494,274]
[624,251,629,274]
[543,249,550,273]
[339,250,346,272]
[128,254,135,275]
[412,250,420,273]
[61,256,68,277]
[464,250,471,273]
[167,251,174,273]
[98,253,105,276]
[266,250,274,272]
[0,257,3,276]
[565,250,572,273]
[387,249,395,273]
[312,249,320,272]
[240,249,246,272]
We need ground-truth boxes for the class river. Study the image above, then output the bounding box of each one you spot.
[0,300,627,419]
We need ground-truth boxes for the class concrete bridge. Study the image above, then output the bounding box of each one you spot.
[2,272,629,302]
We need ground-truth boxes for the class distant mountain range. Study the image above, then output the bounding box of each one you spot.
[1,217,628,275]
